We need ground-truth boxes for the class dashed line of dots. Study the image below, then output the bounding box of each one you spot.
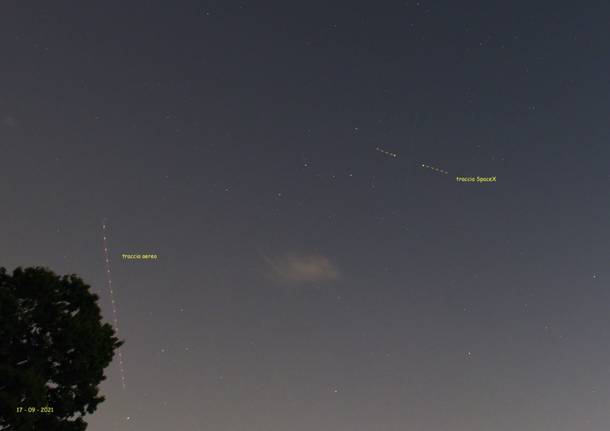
[375,147,398,158]
[421,164,449,175]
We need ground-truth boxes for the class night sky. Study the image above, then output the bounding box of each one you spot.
[2,1,610,430]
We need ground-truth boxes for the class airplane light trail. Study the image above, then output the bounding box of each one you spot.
[102,220,127,390]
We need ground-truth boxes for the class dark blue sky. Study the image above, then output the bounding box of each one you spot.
[1,1,609,430]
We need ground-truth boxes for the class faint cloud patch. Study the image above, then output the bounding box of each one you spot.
[259,250,340,285]
[2,115,17,127]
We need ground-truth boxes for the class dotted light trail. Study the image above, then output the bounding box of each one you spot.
[420,163,449,175]
[102,220,127,390]
[375,146,398,158]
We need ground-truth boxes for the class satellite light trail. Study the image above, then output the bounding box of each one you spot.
[375,146,398,158]
[420,163,449,175]
[101,220,127,390]
[374,147,449,177]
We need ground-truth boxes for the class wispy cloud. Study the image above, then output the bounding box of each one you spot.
[259,250,340,284]
[2,115,17,127]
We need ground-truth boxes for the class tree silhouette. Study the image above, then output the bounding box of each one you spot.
[0,267,123,431]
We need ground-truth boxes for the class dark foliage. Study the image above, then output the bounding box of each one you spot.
[0,267,122,430]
